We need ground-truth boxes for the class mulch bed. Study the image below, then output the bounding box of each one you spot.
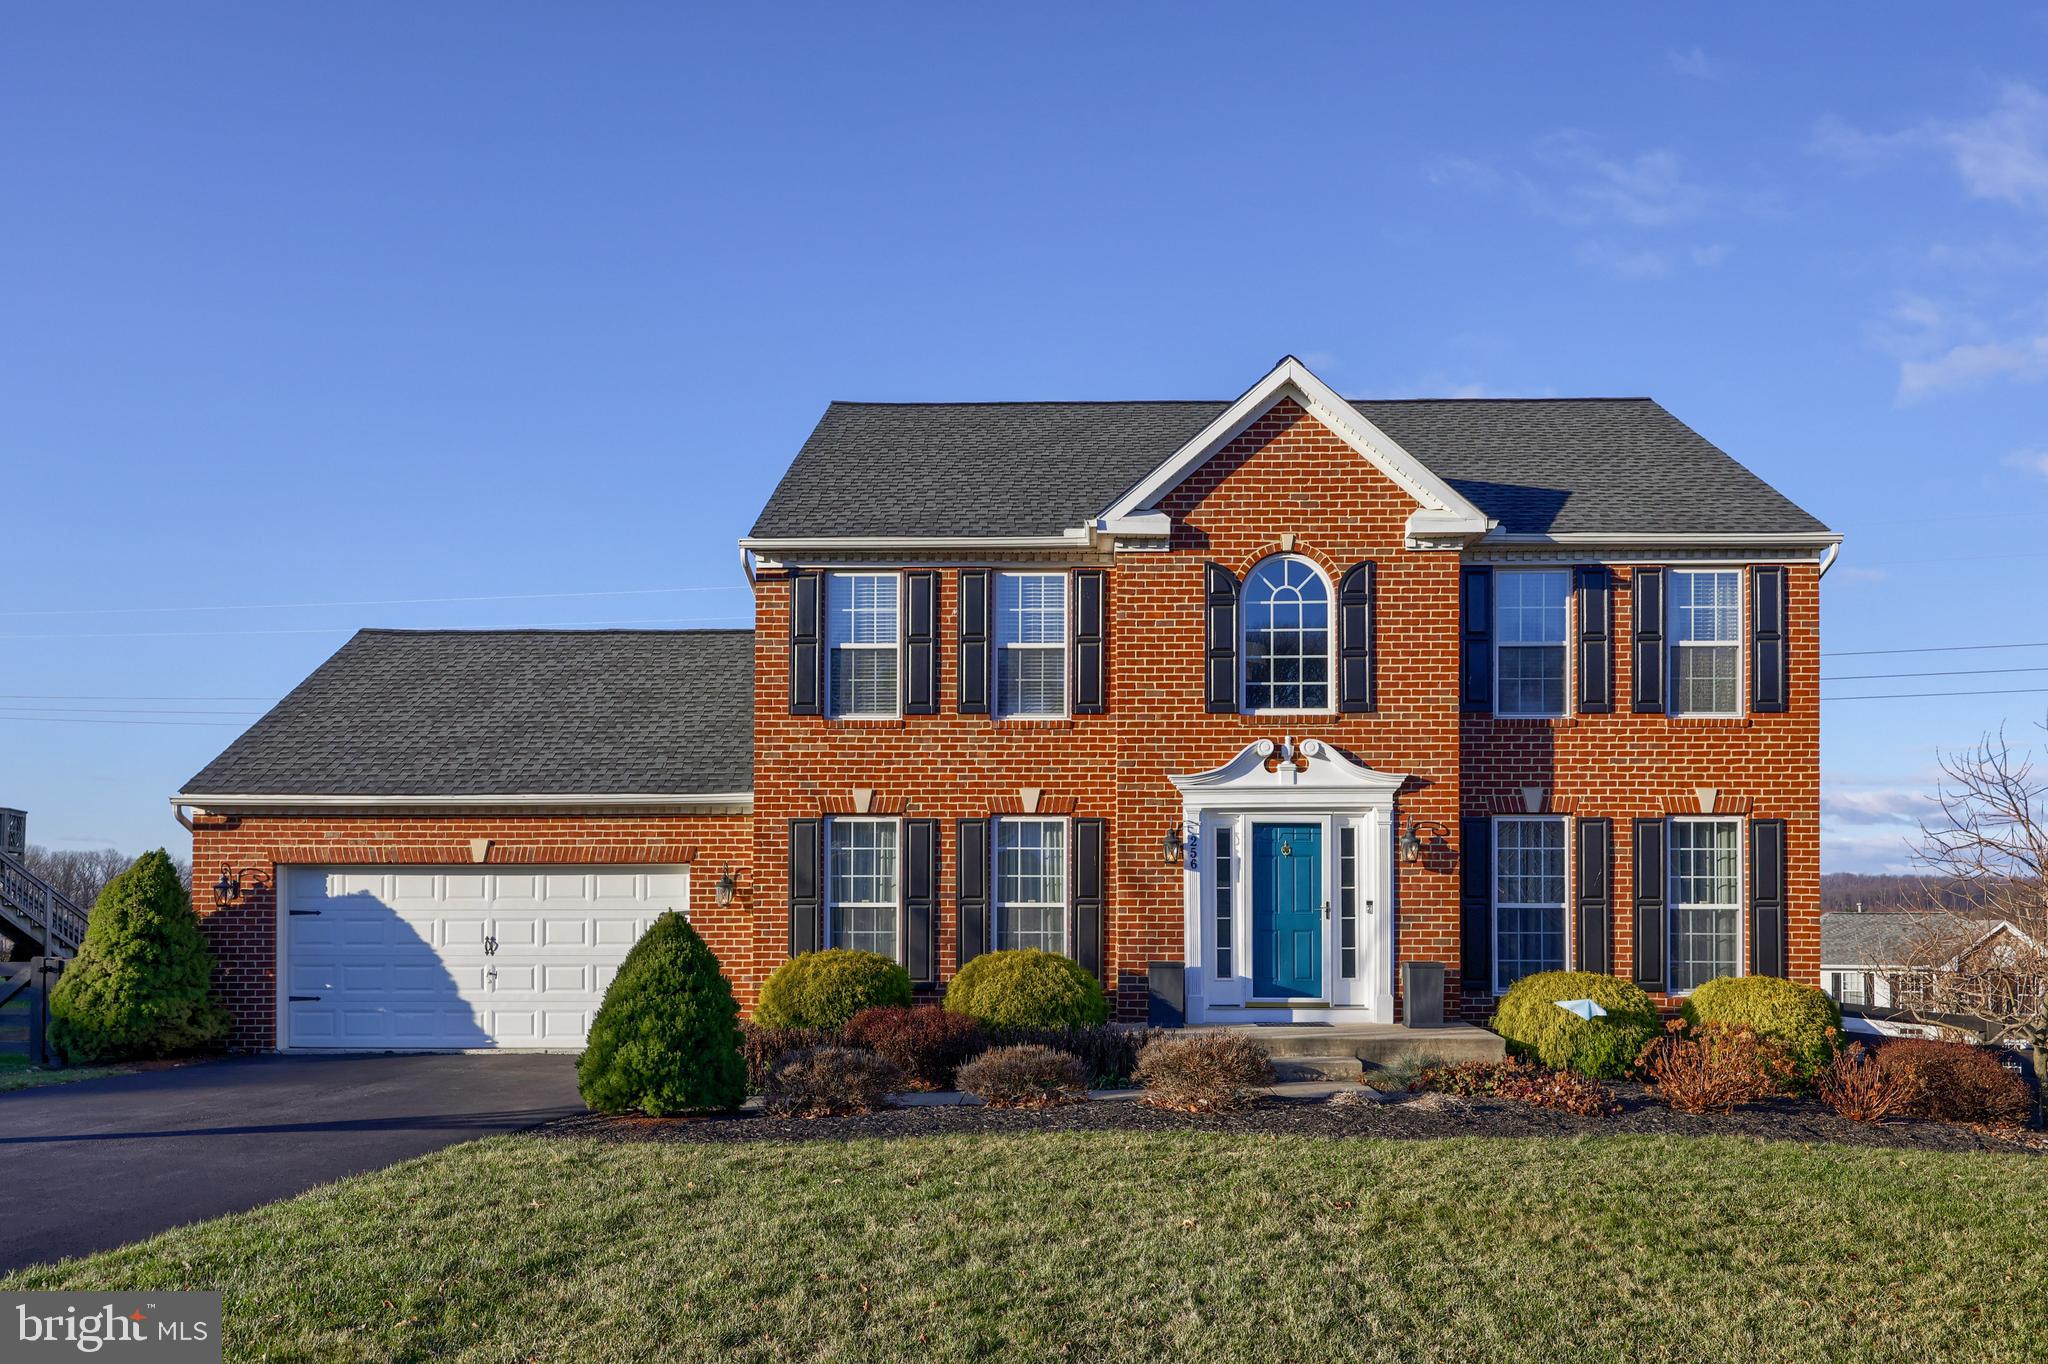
[538,1083,2044,1155]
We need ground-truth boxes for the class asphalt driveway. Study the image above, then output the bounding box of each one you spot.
[0,1052,583,1273]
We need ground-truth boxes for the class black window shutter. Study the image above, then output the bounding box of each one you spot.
[1575,566,1613,714]
[1751,566,1788,714]
[957,569,991,714]
[904,819,938,983]
[905,571,940,716]
[1630,567,1666,714]
[955,818,990,967]
[1460,815,1493,995]
[1073,569,1107,715]
[1750,818,1788,978]
[1338,561,1377,713]
[1072,818,1106,981]
[788,819,823,955]
[1203,563,1239,713]
[788,572,823,717]
[1631,817,1668,989]
[1460,568,1493,712]
[1575,818,1613,975]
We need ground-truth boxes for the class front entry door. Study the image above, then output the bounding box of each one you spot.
[1251,823,1323,999]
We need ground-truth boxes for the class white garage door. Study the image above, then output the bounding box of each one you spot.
[281,865,689,1050]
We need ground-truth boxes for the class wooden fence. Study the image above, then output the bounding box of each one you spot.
[0,956,64,1066]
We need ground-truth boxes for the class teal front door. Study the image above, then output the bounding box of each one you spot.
[1251,823,1323,999]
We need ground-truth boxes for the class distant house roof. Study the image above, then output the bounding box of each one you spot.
[748,396,1832,541]
[1820,910,2003,966]
[179,629,754,801]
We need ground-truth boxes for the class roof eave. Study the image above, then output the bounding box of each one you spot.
[171,791,754,811]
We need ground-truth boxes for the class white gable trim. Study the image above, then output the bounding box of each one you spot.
[1097,356,1491,546]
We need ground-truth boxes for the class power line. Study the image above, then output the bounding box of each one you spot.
[1823,640,2048,658]
[0,613,754,641]
[1823,687,2048,701]
[0,693,280,702]
[1822,665,2048,682]
[0,705,265,716]
[0,714,245,728]
[0,584,749,618]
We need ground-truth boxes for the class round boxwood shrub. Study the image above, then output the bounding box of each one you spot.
[48,850,230,1063]
[944,949,1108,1030]
[1680,975,1841,1081]
[1490,970,1659,1078]
[577,911,745,1115]
[751,948,912,1030]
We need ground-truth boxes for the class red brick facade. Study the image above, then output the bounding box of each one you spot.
[191,396,1820,1046]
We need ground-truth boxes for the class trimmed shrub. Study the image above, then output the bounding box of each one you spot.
[752,949,912,1030]
[956,1044,1089,1108]
[1409,1057,1620,1117]
[843,1006,987,1089]
[762,1046,902,1118]
[1132,1033,1274,1113]
[739,1023,841,1094]
[986,1023,1156,1088]
[1680,975,1841,1082]
[1638,1020,1796,1114]
[1490,971,1659,1078]
[1876,1038,2033,1126]
[48,850,230,1063]
[945,949,1108,1030]
[1815,1041,1916,1124]
[577,912,745,1116]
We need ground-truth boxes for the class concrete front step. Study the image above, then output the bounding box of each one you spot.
[1268,1055,1365,1082]
[1191,1022,1506,1070]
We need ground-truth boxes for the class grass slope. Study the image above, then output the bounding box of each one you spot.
[5,1131,2042,1362]
[0,1054,129,1092]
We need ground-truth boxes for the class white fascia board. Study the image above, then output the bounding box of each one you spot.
[1098,356,1490,533]
[171,792,754,811]
[1479,530,1844,548]
[740,531,1092,555]
[1098,511,1172,537]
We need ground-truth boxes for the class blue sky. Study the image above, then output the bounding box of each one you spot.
[5,4,2047,870]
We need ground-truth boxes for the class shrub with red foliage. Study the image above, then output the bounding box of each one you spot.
[1814,1041,1917,1123]
[1637,1020,1796,1114]
[842,1006,988,1090]
[761,1046,902,1118]
[739,1023,840,1094]
[1875,1038,2033,1127]
[1410,1057,1621,1117]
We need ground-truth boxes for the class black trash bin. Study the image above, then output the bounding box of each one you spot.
[1401,961,1445,1028]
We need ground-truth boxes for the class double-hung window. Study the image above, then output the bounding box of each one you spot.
[1494,570,1569,716]
[996,572,1066,717]
[1669,817,1741,992]
[1494,816,1567,990]
[827,818,899,959]
[1670,570,1741,716]
[995,817,1067,953]
[827,573,900,718]
[1243,555,1332,712]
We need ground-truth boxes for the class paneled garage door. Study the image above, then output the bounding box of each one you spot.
[281,866,689,1050]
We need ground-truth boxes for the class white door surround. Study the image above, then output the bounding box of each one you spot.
[1172,738,1406,1025]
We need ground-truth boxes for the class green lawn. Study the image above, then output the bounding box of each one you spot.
[0,1053,129,1092]
[5,1130,2042,1362]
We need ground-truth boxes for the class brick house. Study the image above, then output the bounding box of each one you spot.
[178,357,1837,1050]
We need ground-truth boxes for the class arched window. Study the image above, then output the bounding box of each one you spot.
[1242,555,1332,711]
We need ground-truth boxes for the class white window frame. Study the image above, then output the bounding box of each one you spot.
[993,816,1070,955]
[1491,814,1571,995]
[825,816,902,962]
[1493,568,1572,719]
[1667,568,1744,719]
[994,571,1069,720]
[1240,554,1336,716]
[1667,815,1745,995]
[826,571,904,720]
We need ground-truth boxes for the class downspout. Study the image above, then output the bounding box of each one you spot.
[169,799,195,833]
[1817,542,1841,579]
[739,544,756,587]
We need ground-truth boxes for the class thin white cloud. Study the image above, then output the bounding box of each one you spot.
[1812,81,2048,215]
[1828,565,1890,586]
[1668,46,1720,81]
[1820,824,1923,873]
[2005,446,2048,477]
[1690,243,1734,267]
[1900,334,2048,401]
[1821,786,1931,824]
[1576,240,1670,280]
[1537,132,1715,227]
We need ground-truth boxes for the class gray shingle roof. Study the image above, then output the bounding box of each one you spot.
[181,629,754,798]
[748,397,1831,539]
[1820,911,1991,966]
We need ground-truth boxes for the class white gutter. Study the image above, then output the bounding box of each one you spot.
[171,791,753,811]
[1818,541,1841,578]
[1478,531,1844,548]
[740,532,1091,553]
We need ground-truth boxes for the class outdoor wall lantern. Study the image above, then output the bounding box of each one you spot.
[213,865,267,902]
[714,866,739,907]
[1161,823,1185,866]
[1398,821,1452,865]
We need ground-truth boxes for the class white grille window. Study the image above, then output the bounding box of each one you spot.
[1494,817,1567,990]
[827,573,900,718]
[1670,570,1741,716]
[828,819,899,959]
[997,573,1066,717]
[996,818,1066,953]
[1495,570,1569,716]
[1670,818,1741,992]
[1243,556,1331,711]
